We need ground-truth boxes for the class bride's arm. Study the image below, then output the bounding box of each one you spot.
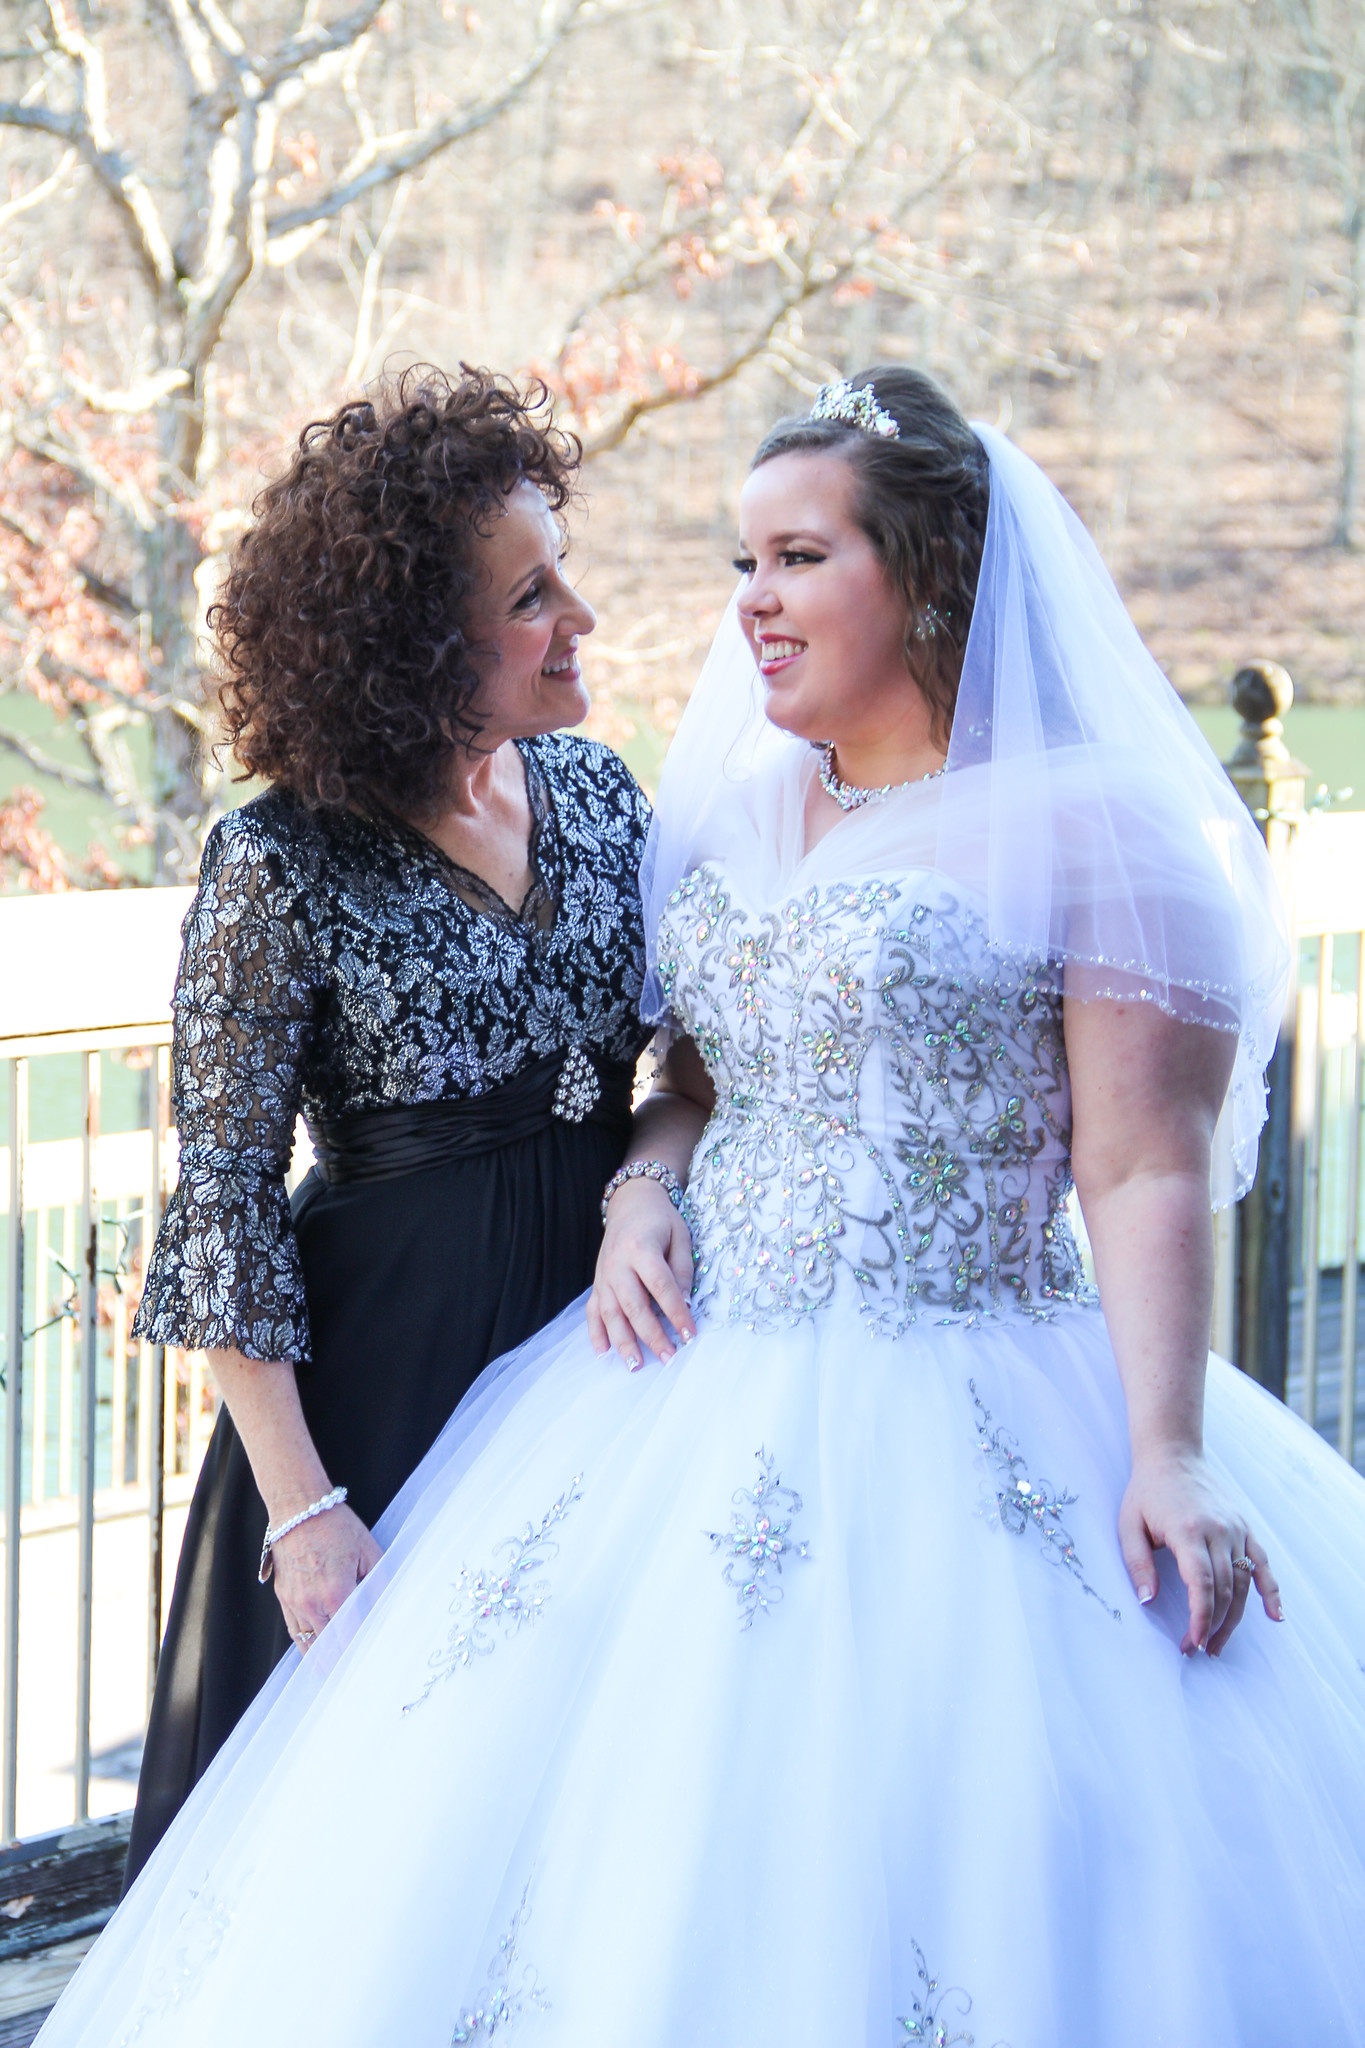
[1064,988,1284,1655]
[588,1034,715,1368]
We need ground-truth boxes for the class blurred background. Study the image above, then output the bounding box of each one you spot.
[1,0,1363,886]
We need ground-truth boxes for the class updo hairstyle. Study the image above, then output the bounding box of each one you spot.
[211,364,579,819]
[751,366,989,748]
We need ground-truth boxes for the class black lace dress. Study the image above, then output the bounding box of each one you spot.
[127,734,651,1881]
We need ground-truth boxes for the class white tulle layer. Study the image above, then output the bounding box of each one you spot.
[40,1300,1365,2048]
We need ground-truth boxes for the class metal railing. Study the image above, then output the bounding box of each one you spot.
[1292,918,1365,1462]
[1219,663,1365,1465]
[0,686,1362,1863]
[1,1028,219,1845]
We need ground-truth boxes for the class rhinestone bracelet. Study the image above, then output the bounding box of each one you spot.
[601,1159,688,1223]
[258,1484,349,1585]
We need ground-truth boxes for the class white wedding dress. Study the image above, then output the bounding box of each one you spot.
[40,857,1365,2048]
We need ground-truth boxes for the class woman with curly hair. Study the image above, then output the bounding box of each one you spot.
[125,366,653,1880]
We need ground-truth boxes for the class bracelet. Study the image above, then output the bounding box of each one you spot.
[601,1159,688,1223]
[258,1485,349,1585]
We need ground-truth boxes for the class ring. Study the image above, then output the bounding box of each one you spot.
[1232,1556,1255,1574]
[296,1627,316,1642]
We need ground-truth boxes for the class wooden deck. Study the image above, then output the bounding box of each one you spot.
[0,1814,130,2043]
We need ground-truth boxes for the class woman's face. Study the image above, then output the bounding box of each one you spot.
[464,480,596,740]
[734,450,919,751]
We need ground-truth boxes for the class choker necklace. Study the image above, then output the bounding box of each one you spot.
[817,742,947,813]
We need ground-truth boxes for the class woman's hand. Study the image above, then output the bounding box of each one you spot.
[1119,1446,1282,1655]
[269,1502,383,1653]
[588,1179,697,1369]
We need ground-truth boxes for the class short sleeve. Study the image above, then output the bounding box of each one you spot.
[132,810,320,1363]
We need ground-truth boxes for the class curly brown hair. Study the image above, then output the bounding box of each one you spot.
[751,366,989,748]
[211,365,580,818]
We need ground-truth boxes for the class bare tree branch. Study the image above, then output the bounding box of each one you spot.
[266,0,588,239]
[0,142,76,226]
[8,2,179,296]
[7,416,160,531]
[580,269,835,457]
[147,0,220,99]
[0,721,107,797]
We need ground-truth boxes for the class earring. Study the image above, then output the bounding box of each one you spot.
[914,602,948,642]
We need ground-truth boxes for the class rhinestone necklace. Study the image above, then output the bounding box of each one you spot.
[817,742,947,813]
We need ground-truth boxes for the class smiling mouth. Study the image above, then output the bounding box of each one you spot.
[756,636,806,674]
[542,650,580,679]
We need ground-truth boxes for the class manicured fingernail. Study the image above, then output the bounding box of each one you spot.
[1138,1585,1156,1606]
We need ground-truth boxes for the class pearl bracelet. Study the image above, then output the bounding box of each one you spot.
[601,1159,688,1223]
[258,1484,349,1585]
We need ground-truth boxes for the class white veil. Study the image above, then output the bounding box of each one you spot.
[639,422,1289,1206]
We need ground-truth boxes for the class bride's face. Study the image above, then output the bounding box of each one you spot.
[734,450,914,747]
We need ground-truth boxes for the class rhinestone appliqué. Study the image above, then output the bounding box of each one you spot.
[402,1478,584,1713]
[451,1885,548,2042]
[896,1936,1001,2044]
[111,1883,231,2044]
[970,1383,1120,1620]
[706,1447,811,1627]
[551,1045,600,1122]
[656,864,1096,1336]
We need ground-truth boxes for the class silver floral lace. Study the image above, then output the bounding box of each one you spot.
[451,1885,548,2042]
[657,864,1095,1336]
[971,1383,1120,1621]
[133,733,651,1364]
[402,1477,583,1713]
[705,1447,811,1626]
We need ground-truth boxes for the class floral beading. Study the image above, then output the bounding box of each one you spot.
[657,865,1095,1336]
[403,1478,584,1713]
[705,1447,811,1626]
[896,1936,1003,2045]
[971,1383,1120,1620]
[112,1882,231,2044]
[451,1886,548,2042]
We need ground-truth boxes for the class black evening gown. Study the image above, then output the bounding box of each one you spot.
[127,734,651,1884]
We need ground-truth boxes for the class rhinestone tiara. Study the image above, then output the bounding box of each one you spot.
[807,378,900,440]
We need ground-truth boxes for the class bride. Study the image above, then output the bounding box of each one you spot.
[40,369,1365,2045]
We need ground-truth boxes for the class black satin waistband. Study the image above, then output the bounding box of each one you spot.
[307,1049,635,1187]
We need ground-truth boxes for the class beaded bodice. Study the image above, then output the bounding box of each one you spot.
[657,862,1092,1334]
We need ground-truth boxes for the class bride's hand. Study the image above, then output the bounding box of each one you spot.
[1118,1446,1283,1655]
[588,1178,696,1369]
[269,1504,382,1653]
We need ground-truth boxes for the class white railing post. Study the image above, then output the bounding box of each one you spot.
[1222,661,1307,1398]
[74,1051,101,1824]
[1299,938,1332,1430]
[3,1057,28,1845]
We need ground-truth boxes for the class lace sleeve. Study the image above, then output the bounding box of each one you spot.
[132,812,320,1364]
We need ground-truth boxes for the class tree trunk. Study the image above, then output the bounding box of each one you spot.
[144,371,212,884]
[143,507,207,885]
[1334,198,1364,550]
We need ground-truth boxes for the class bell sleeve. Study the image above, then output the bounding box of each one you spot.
[132,811,320,1364]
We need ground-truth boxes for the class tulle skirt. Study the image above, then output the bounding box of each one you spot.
[39,1296,1365,2047]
